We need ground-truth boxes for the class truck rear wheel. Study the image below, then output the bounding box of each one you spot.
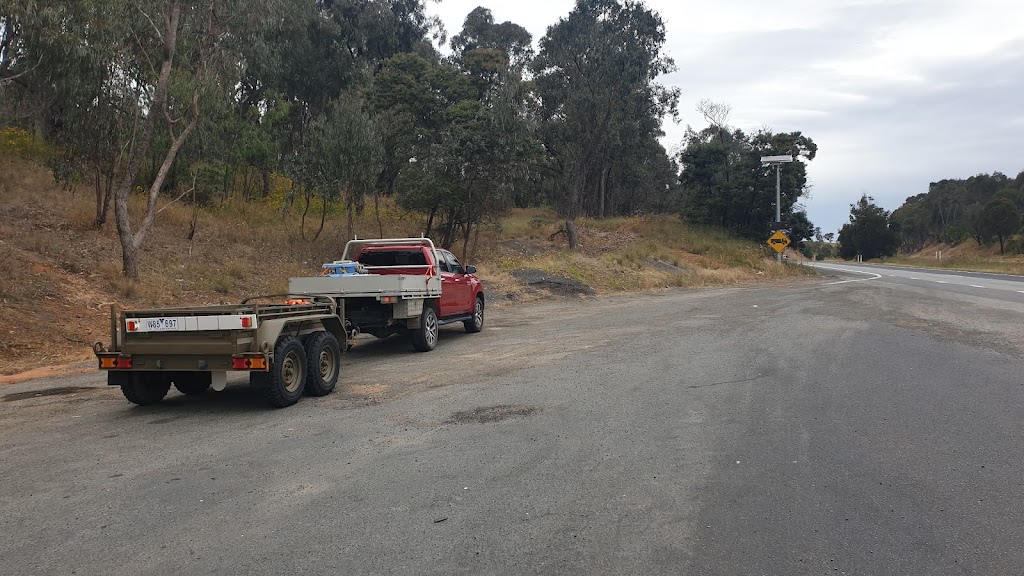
[412,304,438,352]
[464,296,484,333]
[264,336,307,408]
[120,373,172,406]
[303,331,340,396]
[172,372,212,396]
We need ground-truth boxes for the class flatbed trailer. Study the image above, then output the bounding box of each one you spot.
[96,297,347,408]
[94,238,485,409]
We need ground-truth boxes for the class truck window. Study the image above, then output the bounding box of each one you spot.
[358,250,426,267]
[444,251,465,275]
[435,251,451,273]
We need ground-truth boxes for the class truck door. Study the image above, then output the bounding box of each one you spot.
[440,251,473,315]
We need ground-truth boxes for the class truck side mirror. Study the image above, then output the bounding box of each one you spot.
[465,265,477,274]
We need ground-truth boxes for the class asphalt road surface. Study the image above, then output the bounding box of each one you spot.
[2,266,1023,575]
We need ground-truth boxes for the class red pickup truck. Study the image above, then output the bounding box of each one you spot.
[288,238,485,352]
[350,243,485,350]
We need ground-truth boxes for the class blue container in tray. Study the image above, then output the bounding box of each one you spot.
[322,261,361,277]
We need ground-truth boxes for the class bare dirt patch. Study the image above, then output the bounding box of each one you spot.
[511,269,596,297]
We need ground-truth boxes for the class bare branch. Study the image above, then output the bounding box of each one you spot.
[136,3,164,44]
[156,172,197,215]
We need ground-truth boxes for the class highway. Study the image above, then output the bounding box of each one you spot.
[809,261,1024,304]
[2,265,1023,575]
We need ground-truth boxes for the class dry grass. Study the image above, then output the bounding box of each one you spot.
[877,241,1024,276]
[0,159,810,374]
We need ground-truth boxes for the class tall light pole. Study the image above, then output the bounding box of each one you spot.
[761,155,794,263]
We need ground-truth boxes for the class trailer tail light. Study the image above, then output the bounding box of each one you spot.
[98,355,132,369]
[126,321,138,332]
[380,296,396,304]
[241,316,252,328]
[232,355,268,371]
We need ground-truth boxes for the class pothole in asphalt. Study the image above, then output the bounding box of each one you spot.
[447,404,540,424]
[3,386,98,402]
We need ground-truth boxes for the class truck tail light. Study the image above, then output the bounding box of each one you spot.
[232,355,268,371]
[98,355,132,369]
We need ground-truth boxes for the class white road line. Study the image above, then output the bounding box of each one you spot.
[811,264,883,285]
[936,281,948,284]
[910,277,920,280]
[969,285,985,289]
[1017,291,1024,294]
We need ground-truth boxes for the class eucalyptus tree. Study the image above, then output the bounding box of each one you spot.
[678,120,817,240]
[531,0,678,248]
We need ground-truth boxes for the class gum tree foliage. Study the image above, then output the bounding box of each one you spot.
[838,195,898,260]
[677,108,818,242]
[2,0,288,278]
[371,8,538,257]
[978,197,1020,254]
[890,171,1023,252]
[289,98,383,242]
[531,0,680,248]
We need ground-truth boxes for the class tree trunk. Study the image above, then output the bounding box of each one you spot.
[599,166,607,219]
[461,220,472,261]
[374,193,384,238]
[999,234,1005,254]
[346,197,355,241]
[299,186,311,240]
[312,196,327,241]
[565,218,578,249]
[94,166,104,226]
[424,207,436,239]
[261,170,271,198]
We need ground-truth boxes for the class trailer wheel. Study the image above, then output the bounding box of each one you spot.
[303,331,340,396]
[412,304,438,352]
[172,372,212,396]
[264,336,307,408]
[120,373,172,406]
[464,296,484,333]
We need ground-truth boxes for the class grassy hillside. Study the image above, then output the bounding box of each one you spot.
[880,242,1024,275]
[0,158,810,374]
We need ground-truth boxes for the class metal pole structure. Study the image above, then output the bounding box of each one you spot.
[760,155,793,265]
[775,164,782,264]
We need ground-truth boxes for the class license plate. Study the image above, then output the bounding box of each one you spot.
[144,317,179,331]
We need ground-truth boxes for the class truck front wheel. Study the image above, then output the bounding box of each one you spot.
[119,373,172,406]
[412,304,438,352]
[464,296,484,333]
[264,336,307,408]
[303,331,341,396]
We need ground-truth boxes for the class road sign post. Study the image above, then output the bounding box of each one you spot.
[761,155,794,263]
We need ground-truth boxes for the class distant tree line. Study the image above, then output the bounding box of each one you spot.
[1,0,820,278]
[838,171,1024,260]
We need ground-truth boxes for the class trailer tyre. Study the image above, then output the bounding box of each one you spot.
[264,336,307,408]
[412,304,438,352]
[173,372,212,396]
[464,296,484,333]
[303,331,340,396]
[120,373,172,406]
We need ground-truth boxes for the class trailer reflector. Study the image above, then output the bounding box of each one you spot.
[232,355,268,370]
[98,355,132,369]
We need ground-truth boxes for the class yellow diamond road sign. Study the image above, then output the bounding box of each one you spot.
[767,230,791,253]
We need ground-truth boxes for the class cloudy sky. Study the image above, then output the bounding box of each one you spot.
[426,0,1024,235]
